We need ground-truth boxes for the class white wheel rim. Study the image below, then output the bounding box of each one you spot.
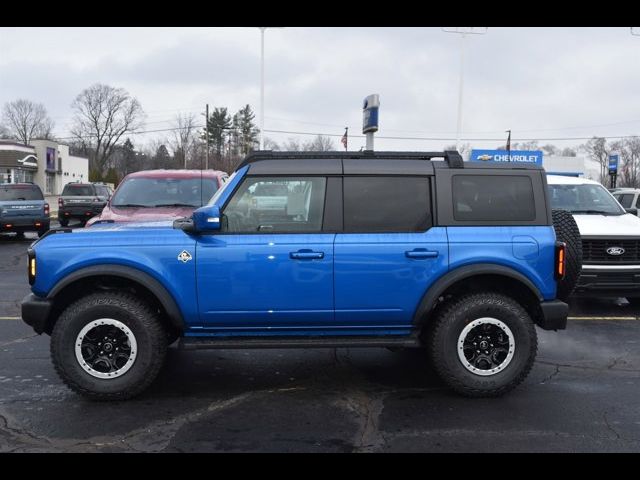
[75,318,138,379]
[457,317,515,376]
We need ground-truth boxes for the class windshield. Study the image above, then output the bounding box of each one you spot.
[111,176,219,208]
[548,183,625,215]
[0,185,43,201]
[62,184,94,196]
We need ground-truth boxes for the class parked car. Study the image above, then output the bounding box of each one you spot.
[22,151,579,400]
[547,175,640,303]
[612,188,640,216]
[85,170,228,227]
[0,183,49,238]
[58,182,112,227]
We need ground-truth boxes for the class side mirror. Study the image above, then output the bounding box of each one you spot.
[192,204,221,232]
[625,207,638,215]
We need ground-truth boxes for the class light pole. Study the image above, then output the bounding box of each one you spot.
[258,27,284,150]
[442,27,487,150]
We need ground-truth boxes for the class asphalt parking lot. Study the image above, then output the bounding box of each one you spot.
[1,225,640,452]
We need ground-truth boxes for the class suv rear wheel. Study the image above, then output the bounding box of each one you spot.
[59,219,69,227]
[51,292,168,400]
[427,292,538,397]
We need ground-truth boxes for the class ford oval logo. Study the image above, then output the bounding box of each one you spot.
[607,247,625,256]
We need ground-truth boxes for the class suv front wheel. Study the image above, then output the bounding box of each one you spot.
[51,292,168,400]
[427,292,538,397]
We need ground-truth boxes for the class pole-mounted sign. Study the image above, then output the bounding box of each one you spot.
[363,94,379,150]
[609,153,620,189]
[608,153,619,175]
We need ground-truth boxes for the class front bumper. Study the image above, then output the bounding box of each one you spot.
[573,266,640,297]
[538,300,568,330]
[21,293,52,334]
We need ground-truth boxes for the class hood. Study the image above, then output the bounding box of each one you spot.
[87,205,196,226]
[573,213,640,237]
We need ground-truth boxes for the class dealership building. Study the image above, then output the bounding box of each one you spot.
[0,139,89,195]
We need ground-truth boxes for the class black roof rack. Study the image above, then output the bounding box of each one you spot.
[237,150,464,170]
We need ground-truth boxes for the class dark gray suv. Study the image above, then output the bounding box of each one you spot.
[58,183,112,227]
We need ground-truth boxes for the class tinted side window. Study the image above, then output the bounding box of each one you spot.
[223,177,327,233]
[453,175,535,221]
[343,177,431,232]
[617,193,634,208]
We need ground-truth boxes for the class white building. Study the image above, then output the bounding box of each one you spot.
[0,139,88,195]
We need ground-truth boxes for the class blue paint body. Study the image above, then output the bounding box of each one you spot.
[30,165,559,339]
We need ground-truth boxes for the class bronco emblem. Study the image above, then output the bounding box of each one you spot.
[606,247,625,256]
[177,250,193,263]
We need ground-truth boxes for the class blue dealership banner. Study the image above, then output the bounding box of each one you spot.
[470,149,543,165]
[608,154,619,174]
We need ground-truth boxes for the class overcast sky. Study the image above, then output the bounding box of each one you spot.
[1,27,639,153]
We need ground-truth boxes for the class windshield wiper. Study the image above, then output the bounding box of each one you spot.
[571,209,621,216]
[153,203,199,208]
[113,204,150,208]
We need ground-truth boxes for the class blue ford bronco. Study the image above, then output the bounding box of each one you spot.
[21,151,581,400]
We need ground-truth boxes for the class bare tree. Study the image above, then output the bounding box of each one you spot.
[1,99,55,145]
[580,137,610,184]
[263,137,281,151]
[304,135,335,151]
[170,113,199,169]
[70,83,145,176]
[613,137,640,188]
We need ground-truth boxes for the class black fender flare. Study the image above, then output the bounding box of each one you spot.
[412,263,544,325]
[47,265,185,332]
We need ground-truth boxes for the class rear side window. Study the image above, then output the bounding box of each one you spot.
[453,175,535,221]
[615,193,634,208]
[62,184,94,196]
[343,177,431,232]
[0,185,44,201]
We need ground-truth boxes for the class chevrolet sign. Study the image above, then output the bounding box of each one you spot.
[470,149,543,166]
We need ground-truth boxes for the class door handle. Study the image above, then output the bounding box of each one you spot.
[405,249,438,259]
[290,250,325,260]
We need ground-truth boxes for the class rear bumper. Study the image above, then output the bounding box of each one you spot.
[21,293,52,334]
[538,300,568,331]
[1,219,50,232]
[573,266,640,297]
[58,206,104,219]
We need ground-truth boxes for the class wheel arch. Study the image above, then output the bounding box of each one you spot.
[413,264,544,327]
[44,265,185,335]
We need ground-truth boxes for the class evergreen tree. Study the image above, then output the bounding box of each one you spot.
[204,108,232,162]
[153,144,172,169]
[236,104,260,155]
[121,138,136,175]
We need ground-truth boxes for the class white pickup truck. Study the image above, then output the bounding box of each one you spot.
[547,174,640,305]
[250,183,289,211]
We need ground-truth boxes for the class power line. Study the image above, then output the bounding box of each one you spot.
[51,124,640,143]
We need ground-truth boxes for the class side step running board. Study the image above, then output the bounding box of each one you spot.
[179,336,420,350]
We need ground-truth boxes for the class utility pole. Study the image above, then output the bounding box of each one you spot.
[205,104,209,170]
[441,27,488,150]
[257,27,284,150]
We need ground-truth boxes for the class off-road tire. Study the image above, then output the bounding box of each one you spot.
[427,292,538,397]
[552,209,582,301]
[51,292,167,401]
[59,218,69,227]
